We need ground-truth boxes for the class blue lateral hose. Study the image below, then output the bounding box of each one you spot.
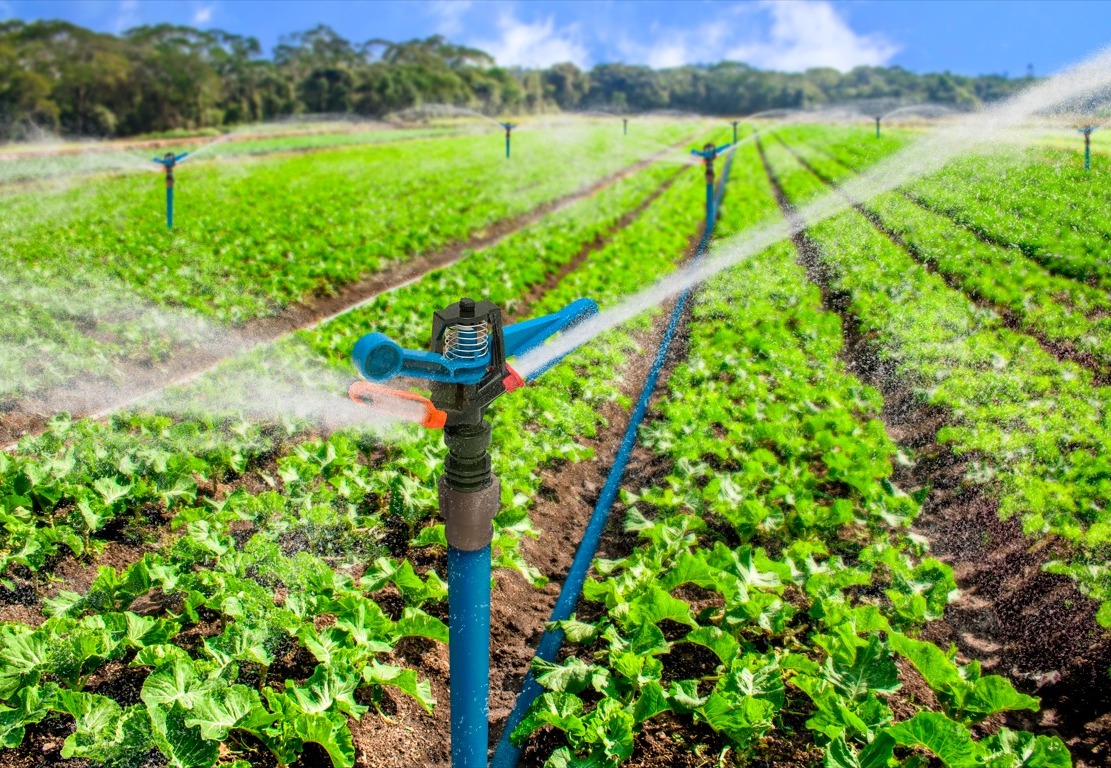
[491,147,735,768]
[449,545,492,767]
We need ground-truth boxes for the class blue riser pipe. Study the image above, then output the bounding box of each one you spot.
[491,150,734,768]
[449,545,491,767]
[1086,142,1091,172]
[166,187,173,230]
[506,135,511,160]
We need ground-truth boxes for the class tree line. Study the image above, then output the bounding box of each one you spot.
[0,19,1034,140]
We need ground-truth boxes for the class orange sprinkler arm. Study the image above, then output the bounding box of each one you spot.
[348,381,447,429]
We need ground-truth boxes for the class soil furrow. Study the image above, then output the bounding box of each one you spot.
[756,134,1111,767]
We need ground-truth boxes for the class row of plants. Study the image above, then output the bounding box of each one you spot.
[511,141,1067,767]
[0,122,698,404]
[759,137,1111,628]
[775,133,1111,377]
[0,125,462,185]
[0,151,691,584]
[0,136,717,766]
[783,124,1111,293]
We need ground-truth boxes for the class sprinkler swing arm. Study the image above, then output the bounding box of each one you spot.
[348,295,597,768]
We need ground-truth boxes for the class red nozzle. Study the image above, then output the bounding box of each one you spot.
[503,365,525,393]
[348,381,447,429]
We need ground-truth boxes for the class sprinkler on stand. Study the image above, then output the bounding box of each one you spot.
[875,115,882,139]
[152,151,188,230]
[1078,125,1098,171]
[691,140,735,227]
[623,117,628,136]
[348,296,598,768]
[730,119,742,144]
[498,122,517,159]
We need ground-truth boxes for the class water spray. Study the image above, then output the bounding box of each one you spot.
[1078,125,1099,171]
[348,296,598,768]
[498,122,517,159]
[151,151,188,229]
[691,140,735,226]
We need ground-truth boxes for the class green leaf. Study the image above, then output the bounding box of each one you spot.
[185,685,276,741]
[290,663,367,718]
[362,660,435,713]
[887,712,979,768]
[394,607,448,644]
[979,727,1072,768]
[512,691,585,745]
[625,587,695,629]
[825,733,896,768]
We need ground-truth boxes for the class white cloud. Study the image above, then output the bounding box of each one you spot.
[113,0,139,33]
[192,4,214,25]
[427,0,472,37]
[472,12,589,68]
[608,1,897,72]
[725,1,900,71]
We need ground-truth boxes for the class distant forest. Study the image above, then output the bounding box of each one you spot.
[0,20,1036,140]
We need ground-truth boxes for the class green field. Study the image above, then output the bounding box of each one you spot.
[0,115,1107,768]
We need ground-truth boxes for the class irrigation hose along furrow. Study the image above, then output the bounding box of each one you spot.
[490,150,735,768]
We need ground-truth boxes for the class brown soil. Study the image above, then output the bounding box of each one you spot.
[757,135,1111,767]
[0,134,696,448]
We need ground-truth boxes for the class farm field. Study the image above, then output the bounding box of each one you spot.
[0,110,1109,768]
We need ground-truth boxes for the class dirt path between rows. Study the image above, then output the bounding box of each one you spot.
[757,135,1111,767]
[1,136,697,449]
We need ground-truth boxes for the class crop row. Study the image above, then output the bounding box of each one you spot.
[785,124,1111,292]
[0,122,697,405]
[758,136,1111,627]
[0,133,716,766]
[511,140,1068,767]
[774,133,1111,378]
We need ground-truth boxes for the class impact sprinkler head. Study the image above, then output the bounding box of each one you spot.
[1077,125,1099,171]
[152,151,189,229]
[349,296,598,429]
[497,122,518,158]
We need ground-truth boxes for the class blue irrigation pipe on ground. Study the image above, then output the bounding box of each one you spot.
[449,545,492,768]
[491,150,734,768]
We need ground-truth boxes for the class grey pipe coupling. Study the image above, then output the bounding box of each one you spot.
[439,475,500,551]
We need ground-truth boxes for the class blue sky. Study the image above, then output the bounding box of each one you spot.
[1,1,1109,77]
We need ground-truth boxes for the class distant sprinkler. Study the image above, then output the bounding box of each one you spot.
[498,122,517,159]
[875,115,882,139]
[623,117,628,136]
[690,139,735,227]
[1078,125,1098,172]
[152,151,188,230]
[730,119,741,144]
